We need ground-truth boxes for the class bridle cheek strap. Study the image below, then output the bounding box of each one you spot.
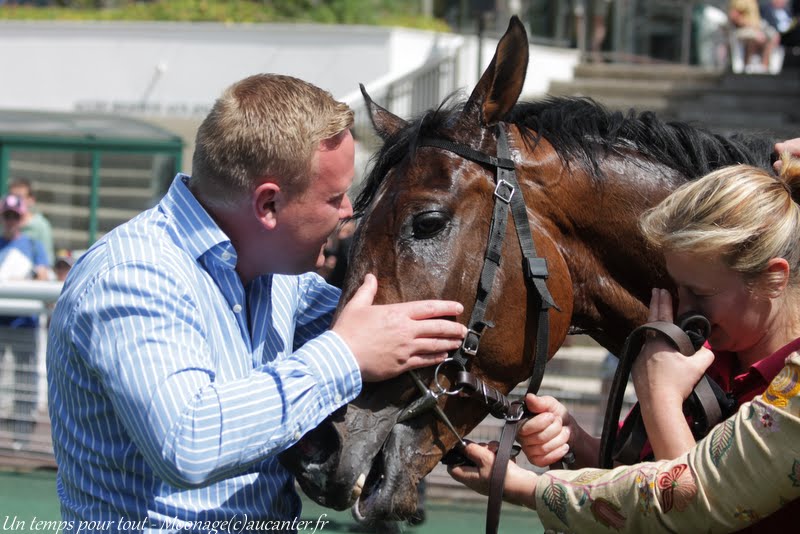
[418,123,559,534]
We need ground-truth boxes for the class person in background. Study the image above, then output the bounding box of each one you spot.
[0,193,48,440]
[53,249,74,283]
[46,73,467,530]
[8,178,54,267]
[573,0,612,62]
[760,0,794,34]
[729,0,781,72]
[449,139,800,532]
[0,194,49,283]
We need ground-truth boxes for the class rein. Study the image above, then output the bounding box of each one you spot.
[598,314,736,468]
[394,123,558,534]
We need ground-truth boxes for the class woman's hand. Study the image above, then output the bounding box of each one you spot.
[634,289,715,459]
[447,442,538,510]
[517,394,574,467]
[633,289,714,406]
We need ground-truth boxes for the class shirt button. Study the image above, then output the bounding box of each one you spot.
[294,431,302,440]
[221,251,231,260]
[334,394,342,403]
[232,304,242,313]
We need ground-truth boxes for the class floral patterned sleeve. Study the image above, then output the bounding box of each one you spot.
[534,353,800,533]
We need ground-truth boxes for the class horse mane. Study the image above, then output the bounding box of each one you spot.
[354,96,776,217]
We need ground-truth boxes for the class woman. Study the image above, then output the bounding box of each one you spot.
[449,145,800,532]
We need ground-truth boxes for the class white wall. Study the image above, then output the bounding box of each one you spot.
[0,21,458,117]
[0,20,578,176]
[0,21,576,119]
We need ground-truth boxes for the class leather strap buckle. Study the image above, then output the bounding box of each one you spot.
[493,179,514,203]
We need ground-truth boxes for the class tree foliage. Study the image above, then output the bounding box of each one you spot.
[0,0,451,31]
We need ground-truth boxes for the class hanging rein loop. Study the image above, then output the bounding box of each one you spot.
[598,313,736,469]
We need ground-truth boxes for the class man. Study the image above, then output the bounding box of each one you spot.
[0,193,48,438]
[47,73,467,532]
[8,178,54,267]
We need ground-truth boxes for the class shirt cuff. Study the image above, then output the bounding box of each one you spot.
[299,330,362,409]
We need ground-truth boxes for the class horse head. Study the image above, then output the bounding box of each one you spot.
[281,17,573,520]
[280,16,776,522]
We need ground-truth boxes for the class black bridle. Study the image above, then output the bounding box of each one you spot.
[392,123,559,534]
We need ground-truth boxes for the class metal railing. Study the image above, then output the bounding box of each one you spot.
[0,281,61,463]
[342,50,461,157]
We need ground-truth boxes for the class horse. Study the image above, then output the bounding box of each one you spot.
[279,16,775,524]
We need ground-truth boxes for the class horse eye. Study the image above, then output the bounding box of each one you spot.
[411,211,448,239]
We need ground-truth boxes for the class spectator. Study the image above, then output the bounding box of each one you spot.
[0,194,48,440]
[0,194,48,283]
[573,0,612,62]
[53,249,74,282]
[8,178,54,267]
[320,219,356,289]
[763,0,800,58]
[46,73,467,529]
[729,0,781,72]
[761,0,794,34]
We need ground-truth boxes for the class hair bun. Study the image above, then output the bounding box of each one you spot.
[778,154,800,204]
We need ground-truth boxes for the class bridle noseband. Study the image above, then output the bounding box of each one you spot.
[392,123,559,534]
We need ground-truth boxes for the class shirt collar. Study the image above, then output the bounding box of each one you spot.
[159,174,237,266]
[709,337,800,387]
[751,337,800,382]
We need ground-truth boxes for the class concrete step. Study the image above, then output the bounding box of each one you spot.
[52,227,106,251]
[718,72,800,94]
[10,159,156,191]
[547,63,800,144]
[587,96,675,114]
[689,92,800,115]
[548,78,716,100]
[42,202,140,250]
[677,108,792,129]
[34,182,154,213]
[573,63,724,82]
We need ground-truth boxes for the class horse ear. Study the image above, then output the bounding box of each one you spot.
[463,16,529,126]
[360,84,408,140]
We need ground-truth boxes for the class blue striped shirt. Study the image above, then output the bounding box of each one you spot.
[47,175,362,533]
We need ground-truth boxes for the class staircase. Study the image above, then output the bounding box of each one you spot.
[546,62,800,141]
[13,151,162,252]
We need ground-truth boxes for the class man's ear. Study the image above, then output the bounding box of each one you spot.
[253,181,281,230]
[762,257,791,298]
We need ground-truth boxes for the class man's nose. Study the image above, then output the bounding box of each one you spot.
[340,195,353,219]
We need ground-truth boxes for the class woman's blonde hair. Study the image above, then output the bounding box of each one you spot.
[640,156,800,288]
[191,73,354,207]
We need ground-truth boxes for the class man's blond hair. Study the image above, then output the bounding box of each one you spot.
[191,74,354,206]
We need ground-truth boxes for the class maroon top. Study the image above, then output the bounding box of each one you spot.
[630,337,800,531]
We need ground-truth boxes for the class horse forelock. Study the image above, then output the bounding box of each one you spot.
[354,95,777,217]
[354,96,466,218]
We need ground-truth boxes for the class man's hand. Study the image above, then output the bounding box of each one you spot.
[332,274,467,382]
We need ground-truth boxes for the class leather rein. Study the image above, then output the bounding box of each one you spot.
[392,123,558,534]
[598,314,736,468]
